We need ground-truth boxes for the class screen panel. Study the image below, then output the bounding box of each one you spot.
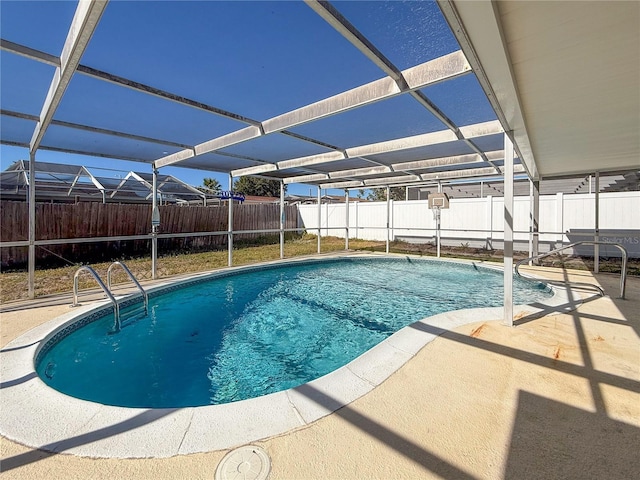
[288,94,445,148]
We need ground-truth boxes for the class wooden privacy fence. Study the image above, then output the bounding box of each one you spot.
[0,201,299,268]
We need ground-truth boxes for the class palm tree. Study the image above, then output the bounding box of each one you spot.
[199,177,221,193]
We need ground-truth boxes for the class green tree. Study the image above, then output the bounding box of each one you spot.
[233,176,286,197]
[366,186,405,201]
[198,177,221,193]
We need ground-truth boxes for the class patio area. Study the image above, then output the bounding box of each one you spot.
[1,0,638,478]
[1,265,638,479]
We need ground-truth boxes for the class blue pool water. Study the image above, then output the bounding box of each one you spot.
[36,257,551,408]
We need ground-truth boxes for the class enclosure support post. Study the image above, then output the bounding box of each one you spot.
[528,180,533,261]
[436,209,441,258]
[386,186,390,254]
[28,152,36,299]
[594,172,600,273]
[345,190,350,250]
[436,181,442,258]
[151,166,159,280]
[529,179,540,266]
[503,133,514,326]
[486,195,493,250]
[317,187,321,253]
[280,181,285,259]
[228,174,234,267]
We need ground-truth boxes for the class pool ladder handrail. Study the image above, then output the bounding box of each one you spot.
[515,240,628,299]
[72,266,121,332]
[107,261,149,316]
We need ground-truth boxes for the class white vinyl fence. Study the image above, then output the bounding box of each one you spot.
[298,192,640,257]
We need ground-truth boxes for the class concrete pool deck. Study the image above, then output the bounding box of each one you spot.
[1,260,639,478]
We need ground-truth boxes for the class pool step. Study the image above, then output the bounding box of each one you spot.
[119,302,149,328]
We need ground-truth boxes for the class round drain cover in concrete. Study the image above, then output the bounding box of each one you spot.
[215,445,271,480]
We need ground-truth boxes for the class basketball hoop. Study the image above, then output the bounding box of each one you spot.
[427,192,449,210]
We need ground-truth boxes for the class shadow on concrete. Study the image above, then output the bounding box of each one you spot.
[516,268,638,336]
[0,409,178,472]
[409,322,639,395]
[0,372,37,389]
[0,340,42,353]
[508,268,639,478]
[504,391,640,480]
[293,383,477,480]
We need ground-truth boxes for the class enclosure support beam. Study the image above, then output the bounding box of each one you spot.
[30,1,107,152]
[503,133,514,326]
[594,172,600,273]
[529,179,540,266]
[228,174,234,267]
[28,152,36,299]
[280,181,285,259]
[151,167,159,280]
[317,187,322,254]
[345,190,350,250]
[386,186,390,254]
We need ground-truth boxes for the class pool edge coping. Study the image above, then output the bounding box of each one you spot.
[0,253,576,458]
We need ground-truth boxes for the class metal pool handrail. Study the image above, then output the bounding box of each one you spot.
[107,261,148,315]
[515,241,628,299]
[72,265,121,332]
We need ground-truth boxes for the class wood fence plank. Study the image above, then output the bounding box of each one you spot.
[1,201,301,267]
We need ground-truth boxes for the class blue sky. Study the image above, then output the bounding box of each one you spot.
[0,1,494,197]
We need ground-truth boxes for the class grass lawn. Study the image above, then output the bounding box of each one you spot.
[0,235,382,303]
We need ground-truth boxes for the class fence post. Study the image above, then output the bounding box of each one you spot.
[325,202,330,237]
[355,201,359,240]
[529,179,540,265]
[486,195,493,250]
[556,192,564,249]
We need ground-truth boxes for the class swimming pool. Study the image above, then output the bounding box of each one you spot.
[2,254,574,457]
[35,256,552,408]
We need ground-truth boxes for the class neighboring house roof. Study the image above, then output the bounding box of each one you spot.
[0,160,210,204]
